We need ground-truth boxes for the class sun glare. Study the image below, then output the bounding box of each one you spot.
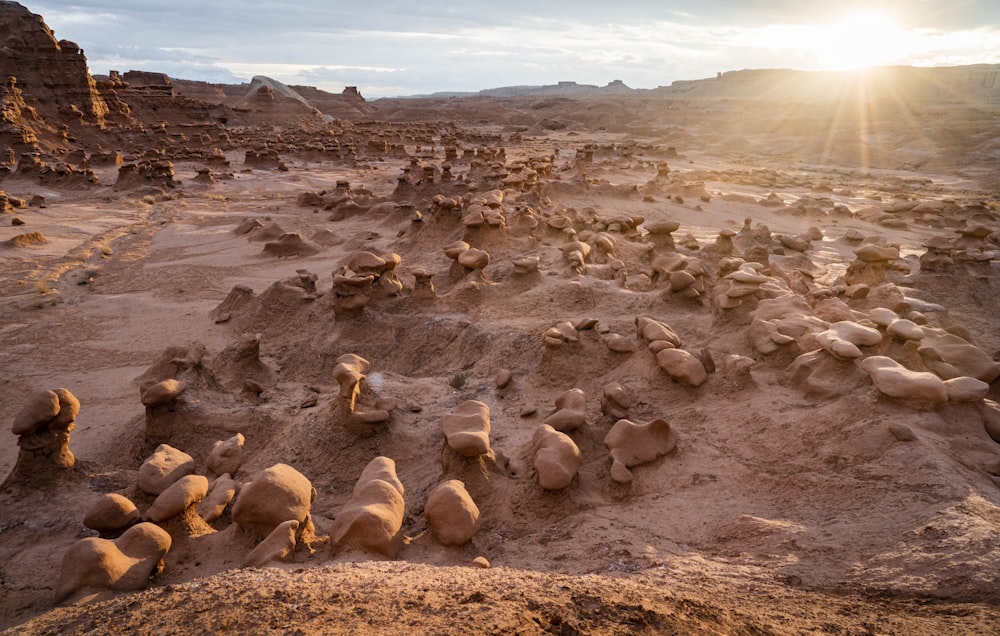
[813,13,908,70]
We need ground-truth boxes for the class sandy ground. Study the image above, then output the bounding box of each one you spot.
[1,120,999,634]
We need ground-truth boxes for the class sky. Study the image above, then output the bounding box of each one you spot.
[20,0,1000,98]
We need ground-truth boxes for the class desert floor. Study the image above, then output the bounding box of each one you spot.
[2,119,999,634]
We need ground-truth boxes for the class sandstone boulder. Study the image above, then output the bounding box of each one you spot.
[656,348,708,387]
[601,382,632,419]
[145,475,209,523]
[543,388,587,433]
[9,387,79,473]
[859,356,947,405]
[56,523,171,602]
[207,433,245,479]
[441,400,492,456]
[137,445,195,496]
[232,464,315,537]
[140,379,186,408]
[425,480,480,546]
[943,376,990,402]
[604,418,678,484]
[329,457,405,557]
[197,474,239,524]
[83,493,141,536]
[243,519,299,568]
[531,424,581,490]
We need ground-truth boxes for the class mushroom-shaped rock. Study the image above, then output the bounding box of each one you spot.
[441,400,492,456]
[140,379,186,408]
[512,256,540,275]
[457,247,490,270]
[603,418,678,484]
[643,220,679,248]
[83,494,141,536]
[56,522,171,603]
[531,425,581,490]
[243,519,299,568]
[332,273,374,312]
[198,474,239,524]
[12,390,61,435]
[333,354,369,410]
[232,463,315,537]
[543,388,587,433]
[656,348,708,386]
[329,457,405,558]
[425,479,480,546]
[859,356,947,405]
[137,445,195,496]
[411,268,436,299]
[145,475,209,523]
[10,387,79,473]
[845,244,899,286]
[207,433,245,479]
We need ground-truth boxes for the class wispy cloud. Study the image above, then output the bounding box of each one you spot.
[25,1,1000,97]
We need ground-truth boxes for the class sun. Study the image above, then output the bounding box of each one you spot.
[812,12,910,70]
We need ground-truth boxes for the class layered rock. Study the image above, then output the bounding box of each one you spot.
[0,2,109,126]
[7,388,79,482]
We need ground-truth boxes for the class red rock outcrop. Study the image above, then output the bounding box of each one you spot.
[0,2,109,126]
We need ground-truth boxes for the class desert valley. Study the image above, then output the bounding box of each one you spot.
[2,1,1000,633]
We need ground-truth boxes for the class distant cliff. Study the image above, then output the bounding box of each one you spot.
[653,65,1000,104]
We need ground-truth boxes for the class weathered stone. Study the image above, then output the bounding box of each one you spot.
[145,475,209,523]
[656,348,708,387]
[604,418,678,484]
[441,400,491,456]
[137,445,195,496]
[425,480,480,546]
[56,523,171,602]
[329,457,405,557]
[531,424,581,490]
[232,464,315,537]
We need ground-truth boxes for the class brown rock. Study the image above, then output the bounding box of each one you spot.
[207,433,245,479]
[329,457,405,557]
[198,474,239,524]
[83,493,141,535]
[145,475,209,523]
[441,400,492,457]
[141,379,186,408]
[243,520,299,568]
[425,480,480,546]
[543,388,587,433]
[232,464,316,537]
[137,445,195,496]
[604,418,678,484]
[531,424,581,490]
[56,523,171,602]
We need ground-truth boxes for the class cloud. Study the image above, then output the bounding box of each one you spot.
[23,1,1000,97]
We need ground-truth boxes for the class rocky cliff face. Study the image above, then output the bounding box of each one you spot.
[0,1,109,125]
